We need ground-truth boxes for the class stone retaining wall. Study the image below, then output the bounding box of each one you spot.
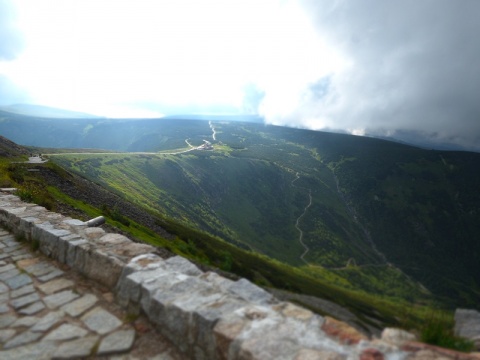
[1,191,477,360]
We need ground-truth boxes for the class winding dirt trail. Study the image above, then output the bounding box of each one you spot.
[291,172,312,264]
[209,121,217,141]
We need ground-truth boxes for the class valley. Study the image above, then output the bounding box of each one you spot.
[1,111,479,311]
[41,120,480,309]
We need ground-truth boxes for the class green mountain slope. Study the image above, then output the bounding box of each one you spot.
[2,138,436,334]
[45,121,480,308]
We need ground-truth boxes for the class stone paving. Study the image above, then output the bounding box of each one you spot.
[0,229,185,359]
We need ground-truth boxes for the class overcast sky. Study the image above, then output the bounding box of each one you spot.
[1,0,479,150]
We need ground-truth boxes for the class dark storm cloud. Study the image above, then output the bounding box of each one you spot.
[0,0,24,60]
[294,0,480,150]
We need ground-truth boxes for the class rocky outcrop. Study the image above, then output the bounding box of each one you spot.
[1,190,478,359]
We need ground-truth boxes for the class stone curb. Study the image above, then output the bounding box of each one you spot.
[0,192,471,360]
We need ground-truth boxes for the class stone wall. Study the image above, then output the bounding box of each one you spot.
[1,191,478,360]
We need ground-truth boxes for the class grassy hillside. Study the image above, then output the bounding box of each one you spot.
[2,149,435,333]
[53,152,375,266]
[43,120,480,309]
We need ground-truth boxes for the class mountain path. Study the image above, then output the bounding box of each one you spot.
[209,121,217,141]
[291,172,312,265]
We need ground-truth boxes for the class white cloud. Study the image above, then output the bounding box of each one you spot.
[3,0,344,117]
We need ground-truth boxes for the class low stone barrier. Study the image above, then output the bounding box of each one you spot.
[1,191,478,360]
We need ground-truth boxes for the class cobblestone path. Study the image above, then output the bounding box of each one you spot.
[0,228,185,359]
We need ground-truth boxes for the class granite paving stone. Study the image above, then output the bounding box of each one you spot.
[0,314,17,328]
[18,301,45,315]
[11,316,38,328]
[10,248,30,257]
[81,307,122,335]
[38,278,73,295]
[0,303,10,313]
[10,284,35,298]
[5,273,33,289]
[0,282,9,293]
[31,311,65,332]
[98,329,136,355]
[10,292,40,310]
[0,268,20,281]
[15,258,39,271]
[24,262,54,277]
[43,323,88,341]
[61,293,97,317]
[0,341,57,360]
[4,330,42,349]
[12,254,32,261]
[3,244,22,253]
[0,329,15,342]
[0,264,15,273]
[52,335,99,359]
[43,290,79,309]
[3,243,19,249]
[38,268,64,282]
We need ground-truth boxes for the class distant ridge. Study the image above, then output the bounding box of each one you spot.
[162,113,264,123]
[0,104,102,119]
